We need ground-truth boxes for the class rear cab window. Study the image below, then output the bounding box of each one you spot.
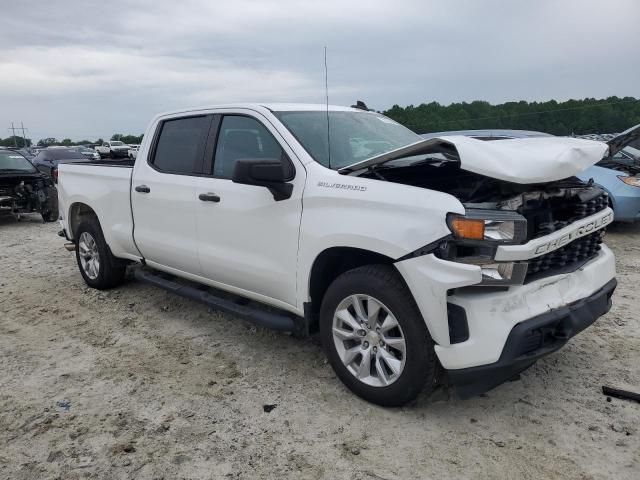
[151,116,212,175]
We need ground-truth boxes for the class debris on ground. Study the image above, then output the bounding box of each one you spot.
[602,385,640,404]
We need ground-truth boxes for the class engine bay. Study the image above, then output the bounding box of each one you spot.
[360,160,608,240]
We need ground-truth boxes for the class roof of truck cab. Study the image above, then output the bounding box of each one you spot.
[155,103,367,117]
[260,103,365,112]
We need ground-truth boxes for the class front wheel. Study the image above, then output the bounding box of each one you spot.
[319,265,438,406]
[41,185,59,222]
[75,217,126,289]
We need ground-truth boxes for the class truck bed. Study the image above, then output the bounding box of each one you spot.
[57,162,140,260]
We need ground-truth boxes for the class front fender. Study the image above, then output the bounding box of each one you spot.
[297,167,464,310]
[395,254,481,345]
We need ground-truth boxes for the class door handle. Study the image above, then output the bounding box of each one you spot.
[135,185,150,193]
[199,192,220,203]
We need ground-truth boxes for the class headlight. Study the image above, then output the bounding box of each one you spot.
[447,210,527,244]
[618,175,640,188]
[484,219,516,241]
[444,210,528,286]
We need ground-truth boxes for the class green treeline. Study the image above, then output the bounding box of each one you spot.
[383,96,640,135]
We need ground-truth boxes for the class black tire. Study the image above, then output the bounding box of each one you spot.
[75,216,126,289]
[41,185,59,222]
[319,264,438,407]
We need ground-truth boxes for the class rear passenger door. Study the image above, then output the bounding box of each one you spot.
[131,114,213,275]
[195,112,304,308]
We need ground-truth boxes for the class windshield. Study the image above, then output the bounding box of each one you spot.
[0,151,37,172]
[274,111,421,169]
[111,141,125,146]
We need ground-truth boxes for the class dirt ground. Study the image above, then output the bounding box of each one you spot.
[0,215,638,480]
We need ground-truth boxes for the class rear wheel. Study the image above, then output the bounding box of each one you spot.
[319,265,438,406]
[75,217,126,289]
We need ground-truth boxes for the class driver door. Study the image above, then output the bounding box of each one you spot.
[195,112,304,308]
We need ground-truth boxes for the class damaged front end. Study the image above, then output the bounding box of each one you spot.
[356,139,613,288]
[441,176,611,286]
[0,151,59,222]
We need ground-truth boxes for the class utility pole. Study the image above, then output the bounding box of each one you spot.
[9,123,18,147]
[20,122,28,149]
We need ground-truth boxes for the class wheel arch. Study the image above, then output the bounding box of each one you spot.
[305,246,398,329]
[67,202,100,240]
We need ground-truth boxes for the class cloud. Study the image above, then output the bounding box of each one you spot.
[0,0,638,140]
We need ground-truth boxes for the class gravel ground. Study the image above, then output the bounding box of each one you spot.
[0,215,638,479]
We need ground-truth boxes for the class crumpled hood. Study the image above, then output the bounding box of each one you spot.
[438,136,609,184]
[341,136,609,184]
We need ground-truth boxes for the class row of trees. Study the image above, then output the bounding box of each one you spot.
[6,97,639,148]
[34,133,143,148]
[0,136,31,148]
[383,96,640,135]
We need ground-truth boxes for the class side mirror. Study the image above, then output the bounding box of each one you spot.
[232,159,293,201]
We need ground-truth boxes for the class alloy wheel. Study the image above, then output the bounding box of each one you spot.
[331,294,406,387]
[78,231,100,280]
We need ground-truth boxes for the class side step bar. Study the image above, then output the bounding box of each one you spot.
[134,268,305,334]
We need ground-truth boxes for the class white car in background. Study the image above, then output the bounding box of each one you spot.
[128,145,140,159]
[95,141,130,159]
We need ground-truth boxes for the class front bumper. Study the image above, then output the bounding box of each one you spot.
[396,242,616,369]
[448,277,616,398]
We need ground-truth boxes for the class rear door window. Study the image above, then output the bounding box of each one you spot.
[152,116,212,175]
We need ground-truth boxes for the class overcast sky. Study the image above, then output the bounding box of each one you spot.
[1,0,639,142]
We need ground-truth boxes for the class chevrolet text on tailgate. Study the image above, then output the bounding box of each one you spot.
[56,103,633,406]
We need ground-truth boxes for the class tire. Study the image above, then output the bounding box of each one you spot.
[319,264,438,407]
[75,216,126,289]
[41,185,59,222]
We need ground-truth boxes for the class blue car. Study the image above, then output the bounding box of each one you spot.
[577,145,640,223]
[421,127,640,222]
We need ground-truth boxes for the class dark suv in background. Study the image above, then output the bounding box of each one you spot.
[31,147,89,183]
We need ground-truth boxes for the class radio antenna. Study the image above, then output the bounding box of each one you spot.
[324,46,331,169]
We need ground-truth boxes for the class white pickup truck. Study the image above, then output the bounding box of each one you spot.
[57,103,624,406]
[95,140,131,159]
